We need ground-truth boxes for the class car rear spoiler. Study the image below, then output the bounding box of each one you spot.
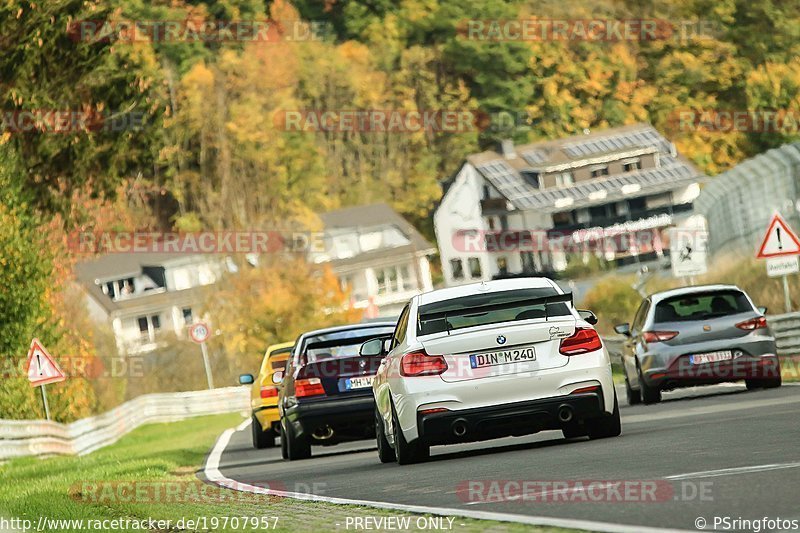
[420,292,574,332]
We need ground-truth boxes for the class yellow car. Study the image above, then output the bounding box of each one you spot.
[239,341,293,449]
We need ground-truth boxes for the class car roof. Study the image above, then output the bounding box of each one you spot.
[417,277,559,306]
[648,284,743,303]
[297,321,396,340]
[265,341,294,357]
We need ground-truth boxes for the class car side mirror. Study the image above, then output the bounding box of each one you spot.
[359,338,385,357]
[614,323,631,337]
[758,306,768,315]
[271,371,284,384]
[577,309,598,325]
[238,373,254,385]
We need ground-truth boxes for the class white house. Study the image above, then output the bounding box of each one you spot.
[311,203,436,317]
[434,123,707,286]
[76,253,228,355]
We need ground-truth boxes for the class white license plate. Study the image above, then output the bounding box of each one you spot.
[345,376,374,390]
[689,351,733,365]
[470,348,536,369]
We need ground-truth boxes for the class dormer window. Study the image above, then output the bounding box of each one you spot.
[590,166,609,178]
[521,170,540,189]
[623,159,641,172]
[554,172,574,188]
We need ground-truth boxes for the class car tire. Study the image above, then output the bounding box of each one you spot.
[586,394,622,439]
[280,421,288,459]
[392,404,429,465]
[625,377,641,406]
[561,423,587,439]
[637,365,661,404]
[746,375,782,390]
[251,416,276,449]
[285,420,311,461]
[375,408,396,463]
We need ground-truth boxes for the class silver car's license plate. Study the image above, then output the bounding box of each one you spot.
[689,350,733,365]
[470,348,536,369]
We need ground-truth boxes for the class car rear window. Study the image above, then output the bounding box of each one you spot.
[418,288,571,336]
[301,326,395,364]
[654,290,754,322]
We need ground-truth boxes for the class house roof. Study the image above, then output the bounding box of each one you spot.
[318,203,436,262]
[465,123,706,212]
[74,252,216,315]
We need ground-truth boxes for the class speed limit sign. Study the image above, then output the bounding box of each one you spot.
[189,322,210,344]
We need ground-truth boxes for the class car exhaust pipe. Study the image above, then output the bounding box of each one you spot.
[452,419,468,437]
[312,425,334,440]
[557,405,574,423]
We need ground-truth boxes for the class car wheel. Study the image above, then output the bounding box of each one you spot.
[280,421,288,459]
[637,365,661,404]
[561,423,587,439]
[391,404,429,465]
[251,416,276,449]
[285,421,311,461]
[625,377,642,406]
[746,375,782,390]
[375,408,396,463]
[586,393,622,439]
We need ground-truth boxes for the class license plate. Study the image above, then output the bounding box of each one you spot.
[345,376,374,390]
[689,351,733,365]
[470,348,536,369]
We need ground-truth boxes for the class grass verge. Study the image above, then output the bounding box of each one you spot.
[0,413,578,533]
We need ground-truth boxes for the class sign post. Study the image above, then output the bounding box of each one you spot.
[189,322,214,389]
[669,225,708,283]
[25,339,65,421]
[756,213,800,312]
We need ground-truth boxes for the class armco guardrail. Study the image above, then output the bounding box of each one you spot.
[0,386,248,461]
[602,311,800,362]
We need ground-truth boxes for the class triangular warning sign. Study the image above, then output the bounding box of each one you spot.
[756,213,800,259]
[25,338,65,387]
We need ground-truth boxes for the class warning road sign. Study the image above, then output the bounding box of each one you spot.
[756,213,800,258]
[25,339,65,387]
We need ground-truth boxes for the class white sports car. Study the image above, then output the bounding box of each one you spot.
[362,277,620,465]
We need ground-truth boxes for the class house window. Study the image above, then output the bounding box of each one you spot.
[555,172,574,188]
[623,160,641,172]
[482,185,491,199]
[496,257,508,276]
[590,166,609,178]
[182,307,193,325]
[136,314,161,343]
[487,217,496,231]
[375,265,414,294]
[468,257,482,278]
[450,259,465,280]
[499,215,509,230]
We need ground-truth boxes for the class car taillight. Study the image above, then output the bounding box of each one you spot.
[260,386,278,399]
[295,378,325,397]
[400,350,448,377]
[559,327,602,355]
[642,331,679,343]
[736,316,768,330]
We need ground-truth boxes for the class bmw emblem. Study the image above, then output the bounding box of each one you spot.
[496,335,507,345]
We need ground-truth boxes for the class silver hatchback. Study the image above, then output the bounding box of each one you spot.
[616,284,781,404]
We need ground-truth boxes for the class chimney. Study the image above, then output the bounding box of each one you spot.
[499,139,516,159]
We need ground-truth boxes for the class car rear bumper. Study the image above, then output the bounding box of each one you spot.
[253,405,280,432]
[417,391,605,445]
[643,353,781,389]
[284,395,375,444]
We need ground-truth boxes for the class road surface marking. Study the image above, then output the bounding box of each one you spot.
[204,425,691,533]
[666,462,800,480]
